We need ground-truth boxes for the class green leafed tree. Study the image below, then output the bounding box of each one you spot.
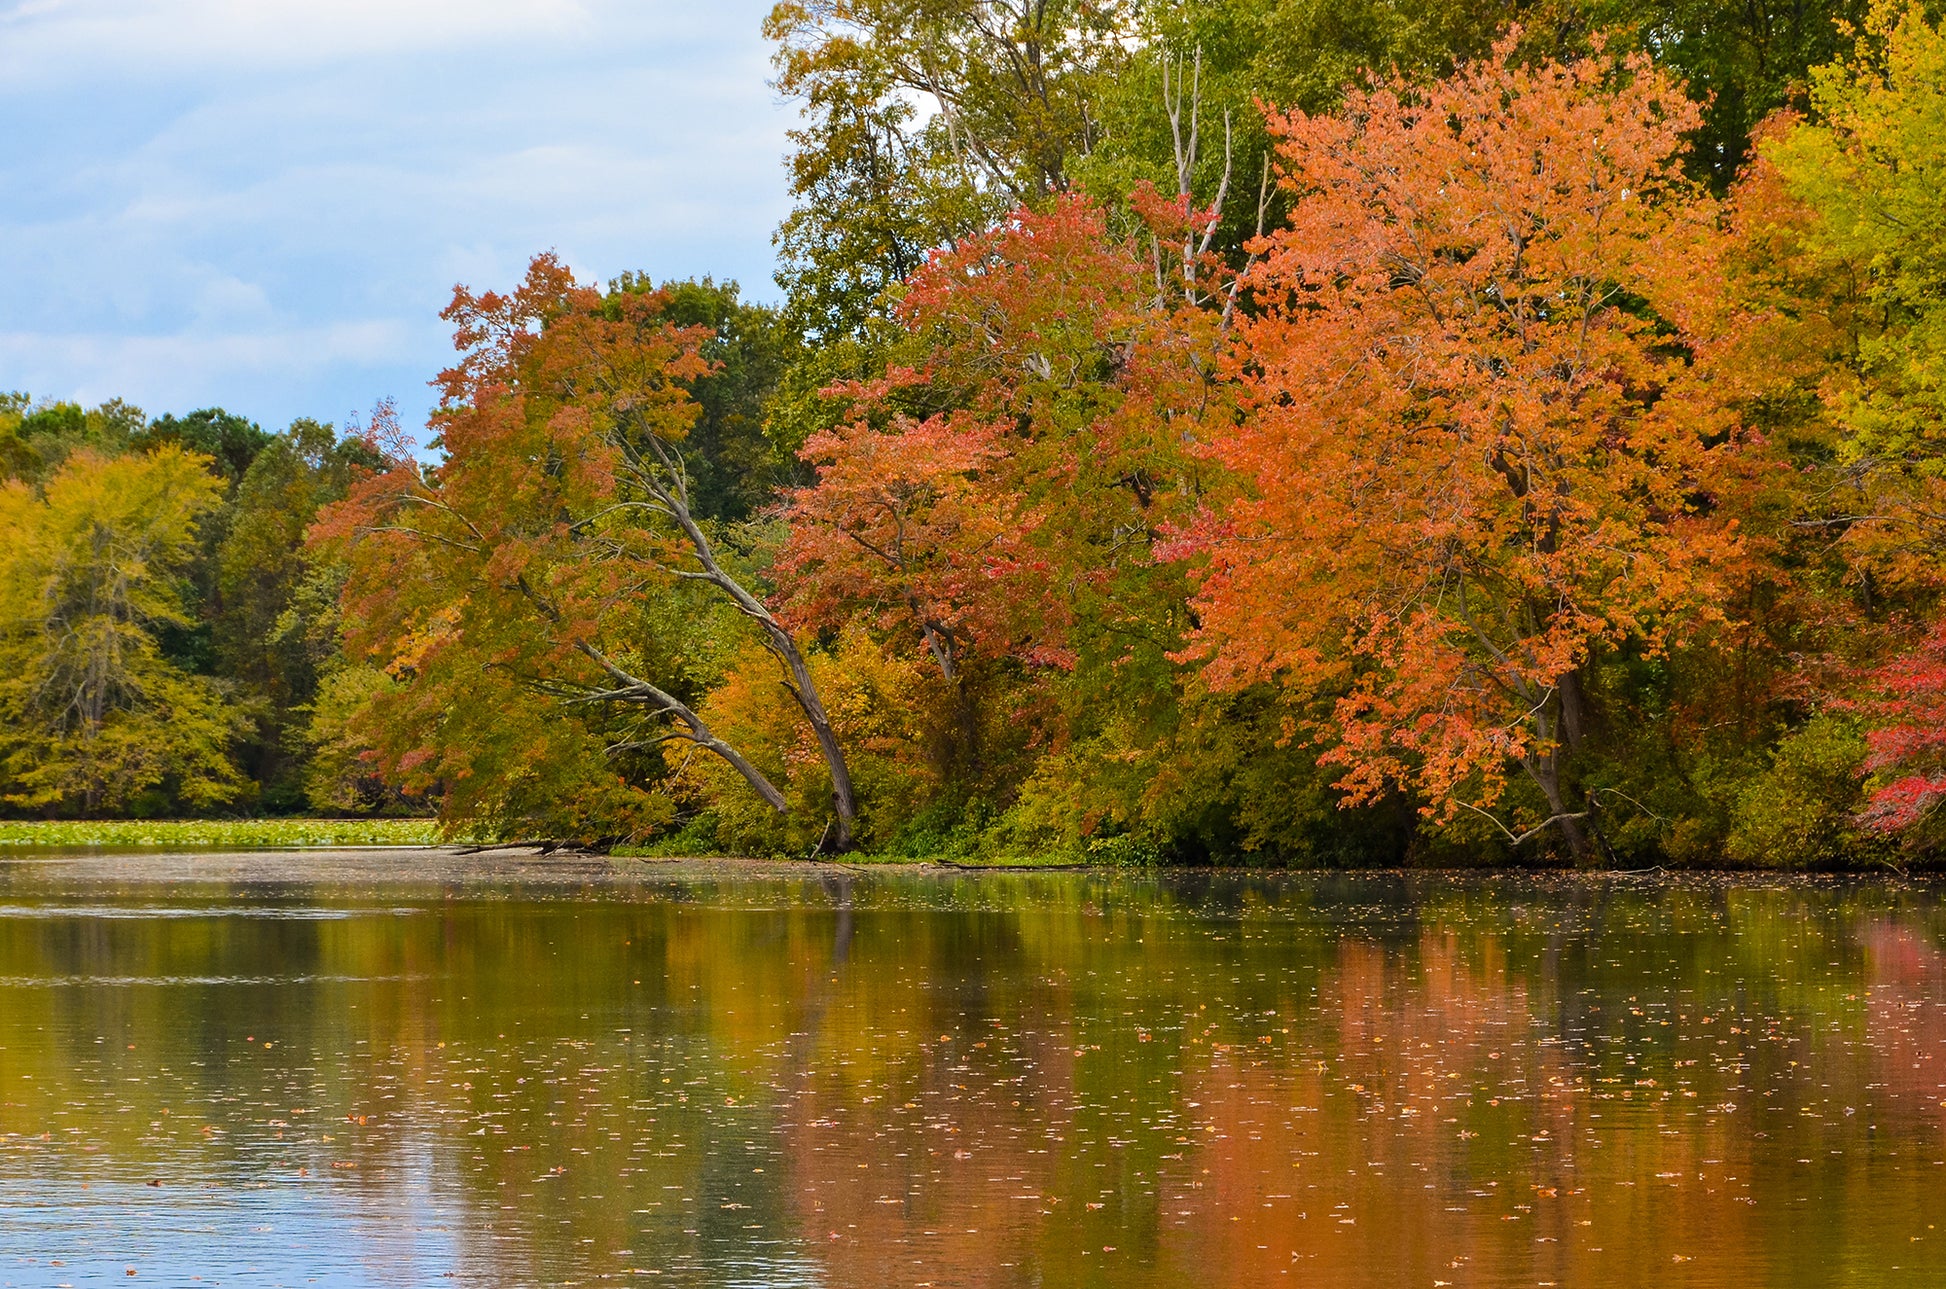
[211,419,382,809]
[0,397,148,484]
[765,0,1136,336]
[135,407,272,485]
[1765,0,1946,492]
[1589,0,1869,187]
[606,276,806,520]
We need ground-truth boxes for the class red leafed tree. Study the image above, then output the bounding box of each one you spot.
[776,194,1234,776]
[1861,623,1946,832]
[776,409,1039,683]
[1186,38,1740,856]
[313,255,858,847]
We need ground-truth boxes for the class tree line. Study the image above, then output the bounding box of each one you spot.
[6,0,1946,866]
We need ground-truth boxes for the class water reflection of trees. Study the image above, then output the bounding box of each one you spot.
[2,874,1946,1284]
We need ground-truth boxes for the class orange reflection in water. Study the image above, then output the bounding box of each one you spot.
[3,867,1946,1287]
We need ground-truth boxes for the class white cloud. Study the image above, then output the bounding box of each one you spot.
[0,0,604,78]
[0,0,798,432]
[0,318,419,417]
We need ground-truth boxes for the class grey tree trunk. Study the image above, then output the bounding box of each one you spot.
[614,426,859,852]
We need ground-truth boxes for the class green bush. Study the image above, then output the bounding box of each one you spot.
[1726,717,1885,868]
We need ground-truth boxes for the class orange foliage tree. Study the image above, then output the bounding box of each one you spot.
[778,409,1035,686]
[777,195,1236,807]
[1186,38,1742,856]
[313,256,858,846]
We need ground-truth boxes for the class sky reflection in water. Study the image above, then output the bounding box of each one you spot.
[2,857,1946,1287]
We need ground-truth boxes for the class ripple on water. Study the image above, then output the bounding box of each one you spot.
[1,859,1944,1287]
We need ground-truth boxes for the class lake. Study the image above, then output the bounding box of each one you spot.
[2,851,1944,1287]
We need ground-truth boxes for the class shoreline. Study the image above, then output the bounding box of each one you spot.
[0,822,1927,876]
[0,845,1934,886]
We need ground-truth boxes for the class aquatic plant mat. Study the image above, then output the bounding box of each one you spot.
[0,818,441,849]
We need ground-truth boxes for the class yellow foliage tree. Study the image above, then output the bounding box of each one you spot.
[0,446,246,814]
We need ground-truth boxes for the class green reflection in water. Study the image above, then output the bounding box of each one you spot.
[2,857,1946,1287]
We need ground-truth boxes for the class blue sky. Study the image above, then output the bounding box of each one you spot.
[0,0,793,443]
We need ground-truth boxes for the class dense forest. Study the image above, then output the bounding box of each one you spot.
[5,0,1946,867]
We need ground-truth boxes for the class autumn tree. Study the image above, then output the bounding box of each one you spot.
[765,0,1135,336]
[315,256,859,848]
[1753,2,1946,578]
[1737,2,1946,846]
[0,447,246,815]
[780,410,1034,688]
[776,195,1256,851]
[1187,38,1738,858]
[1858,618,1946,843]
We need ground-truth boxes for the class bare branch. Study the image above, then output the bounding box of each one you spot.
[1456,800,1590,848]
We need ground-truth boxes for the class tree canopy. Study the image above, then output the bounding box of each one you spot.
[11,0,1946,866]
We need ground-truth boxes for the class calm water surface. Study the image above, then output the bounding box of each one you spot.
[3,852,1946,1287]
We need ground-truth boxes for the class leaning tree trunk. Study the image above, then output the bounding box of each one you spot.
[572,640,790,814]
[761,625,858,853]
[617,428,859,852]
